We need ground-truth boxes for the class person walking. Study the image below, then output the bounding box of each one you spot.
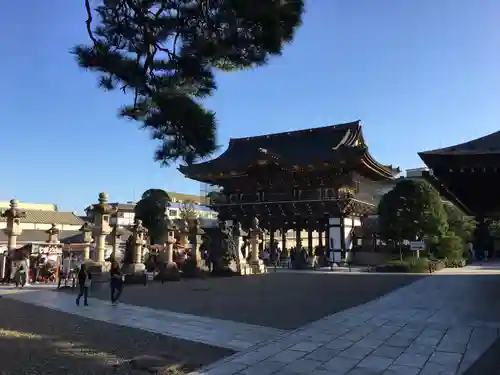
[76,264,92,306]
[109,261,123,305]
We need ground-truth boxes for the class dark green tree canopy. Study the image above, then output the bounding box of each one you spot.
[134,188,170,244]
[73,0,304,165]
[378,179,448,242]
[443,203,476,242]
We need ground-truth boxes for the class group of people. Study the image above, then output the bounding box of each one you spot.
[75,260,125,307]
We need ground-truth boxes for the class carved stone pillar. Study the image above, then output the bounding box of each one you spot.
[190,219,205,265]
[111,225,125,261]
[178,220,190,249]
[164,218,176,265]
[233,222,249,274]
[249,217,266,274]
[89,192,117,265]
[133,220,147,265]
[2,199,26,253]
[160,217,180,281]
[79,222,93,261]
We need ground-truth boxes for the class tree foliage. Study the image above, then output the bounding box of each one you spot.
[443,203,476,242]
[378,179,448,242]
[72,0,304,165]
[179,199,198,220]
[134,188,170,244]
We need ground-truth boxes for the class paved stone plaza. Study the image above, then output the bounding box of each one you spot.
[0,264,500,374]
[82,272,422,330]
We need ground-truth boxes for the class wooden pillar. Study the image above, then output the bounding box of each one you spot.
[295,226,301,248]
[307,228,313,254]
[270,228,275,249]
[281,229,287,253]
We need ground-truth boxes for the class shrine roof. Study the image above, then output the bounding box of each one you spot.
[179,121,399,180]
[419,130,500,161]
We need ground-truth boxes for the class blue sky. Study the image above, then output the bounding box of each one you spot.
[1,0,499,213]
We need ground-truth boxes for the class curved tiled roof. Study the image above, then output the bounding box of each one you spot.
[179,121,399,180]
[419,130,500,156]
[0,210,84,225]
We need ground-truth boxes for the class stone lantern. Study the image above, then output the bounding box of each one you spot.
[249,217,266,274]
[46,223,60,244]
[79,222,93,261]
[2,199,26,252]
[190,218,205,265]
[89,192,117,264]
[123,219,147,274]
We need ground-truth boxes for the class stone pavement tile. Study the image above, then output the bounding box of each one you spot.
[418,361,456,375]
[202,362,248,375]
[356,338,385,349]
[321,356,359,373]
[356,356,394,372]
[282,358,323,373]
[230,350,275,365]
[404,343,435,356]
[382,365,420,375]
[368,326,399,340]
[338,345,375,360]
[346,367,382,375]
[395,328,422,339]
[392,353,430,368]
[238,360,286,375]
[384,334,414,348]
[371,346,405,360]
[289,341,323,352]
[269,349,306,363]
[436,340,467,354]
[325,339,357,351]
[428,351,462,367]
[304,347,341,362]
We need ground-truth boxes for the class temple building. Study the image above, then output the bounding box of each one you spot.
[0,203,85,252]
[419,130,500,253]
[179,121,400,262]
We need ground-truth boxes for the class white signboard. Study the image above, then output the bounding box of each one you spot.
[410,241,425,251]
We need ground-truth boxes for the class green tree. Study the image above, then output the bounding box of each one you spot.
[443,203,476,242]
[72,0,304,165]
[378,179,448,243]
[179,199,198,221]
[134,189,170,244]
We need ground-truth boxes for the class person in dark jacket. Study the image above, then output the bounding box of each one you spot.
[109,261,123,305]
[76,263,92,306]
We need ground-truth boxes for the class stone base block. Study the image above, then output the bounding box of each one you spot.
[85,260,111,274]
[161,262,181,281]
[122,263,146,274]
[249,259,267,275]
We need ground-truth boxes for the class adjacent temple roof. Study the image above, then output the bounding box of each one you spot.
[179,121,399,182]
[419,130,500,163]
[0,210,85,226]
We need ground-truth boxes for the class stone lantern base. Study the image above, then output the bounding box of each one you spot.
[122,262,146,275]
[249,259,267,275]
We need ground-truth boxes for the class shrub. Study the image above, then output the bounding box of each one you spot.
[375,258,444,273]
[375,260,409,273]
[444,258,466,268]
[435,235,464,260]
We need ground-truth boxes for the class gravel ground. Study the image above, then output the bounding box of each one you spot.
[83,272,423,329]
[0,297,234,375]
